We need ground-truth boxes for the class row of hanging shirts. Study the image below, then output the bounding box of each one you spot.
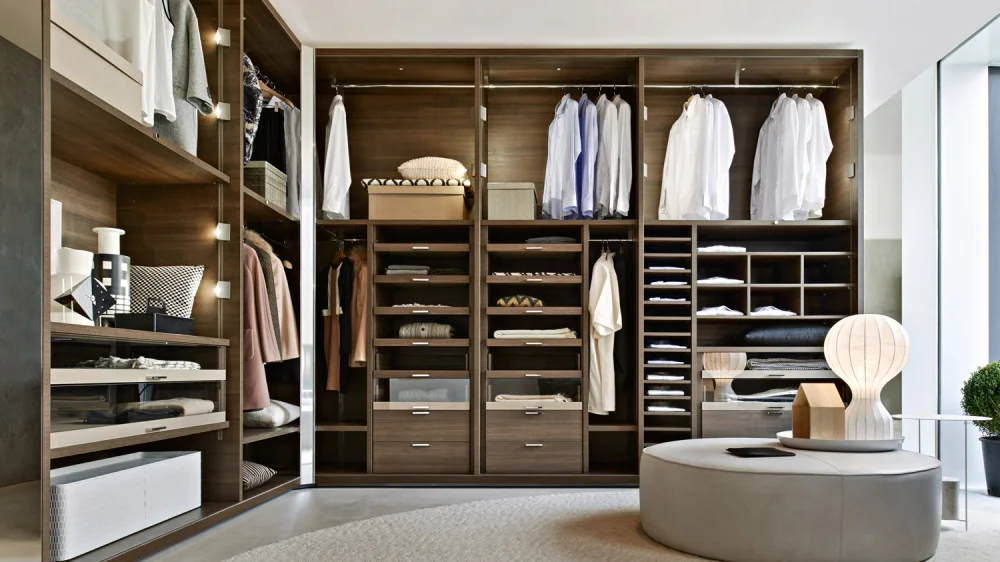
[657,92,832,221]
[543,92,633,220]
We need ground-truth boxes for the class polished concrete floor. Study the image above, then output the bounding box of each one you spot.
[147,488,619,562]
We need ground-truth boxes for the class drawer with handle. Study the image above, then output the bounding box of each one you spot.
[702,409,792,438]
[373,410,469,442]
[373,441,470,474]
[485,441,582,474]
[486,410,582,442]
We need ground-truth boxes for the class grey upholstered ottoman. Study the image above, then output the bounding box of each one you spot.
[640,438,941,562]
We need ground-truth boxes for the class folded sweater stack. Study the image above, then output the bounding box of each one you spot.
[387,264,430,275]
[493,328,578,339]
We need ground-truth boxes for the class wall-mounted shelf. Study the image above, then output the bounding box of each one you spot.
[374,275,470,285]
[373,338,471,347]
[50,416,229,459]
[374,306,471,316]
[51,369,226,385]
[51,323,230,347]
[486,339,583,347]
[243,186,298,224]
[242,425,300,445]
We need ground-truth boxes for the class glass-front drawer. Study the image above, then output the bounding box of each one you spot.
[485,378,581,407]
[378,378,470,403]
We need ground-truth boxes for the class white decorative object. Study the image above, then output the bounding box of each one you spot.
[49,452,201,561]
[702,352,746,402]
[824,314,910,440]
[397,156,468,180]
[51,248,94,325]
[92,227,130,316]
[93,227,124,254]
[776,430,903,452]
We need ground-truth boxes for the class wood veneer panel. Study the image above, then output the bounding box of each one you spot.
[644,55,855,86]
[318,56,475,85]
[244,0,301,94]
[50,158,116,253]
[486,56,635,85]
[373,410,470,442]
[823,61,858,222]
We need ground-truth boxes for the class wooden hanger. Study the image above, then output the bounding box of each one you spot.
[259,80,296,110]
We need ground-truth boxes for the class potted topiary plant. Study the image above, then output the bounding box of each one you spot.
[961,361,1000,497]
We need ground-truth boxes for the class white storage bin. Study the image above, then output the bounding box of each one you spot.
[487,182,537,220]
[49,452,201,561]
[50,5,143,122]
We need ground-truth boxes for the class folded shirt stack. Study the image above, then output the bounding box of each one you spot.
[647,358,684,365]
[647,389,685,396]
[647,405,686,412]
[525,236,576,244]
[648,266,686,271]
[697,277,744,284]
[651,280,688,286]
[697,305,744,317]
[648,296,688,303]
[697,245,747,253]
[494,393,572,402]
[647,374,685,381]
[728,388,799,403]
[398,388,451,402]
[386,265,431,275]
[649,342,688,350]
[76,356,201,370]
[493,328,578,339]
[749,306,797,317]
[84,398,215,425]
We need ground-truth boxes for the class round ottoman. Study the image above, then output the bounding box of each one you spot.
[640,438,941,562]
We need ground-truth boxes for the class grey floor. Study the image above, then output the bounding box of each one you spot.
[147,487,619,562]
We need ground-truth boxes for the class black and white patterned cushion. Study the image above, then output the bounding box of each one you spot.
[129,265,205,318]
[242,461,276,491]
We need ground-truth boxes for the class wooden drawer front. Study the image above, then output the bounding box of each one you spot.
[702,410,792,438]
[373,410,469,442]
[486,410,582,442]
[486,442,582,474]
[373,442,470,474]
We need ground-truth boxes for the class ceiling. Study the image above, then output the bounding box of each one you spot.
[269,0,1000,114]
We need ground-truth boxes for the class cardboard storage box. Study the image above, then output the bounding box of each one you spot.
[487,182,537,220]
[368,185,468,220]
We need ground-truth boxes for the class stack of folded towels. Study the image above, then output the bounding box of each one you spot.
[386,265,430,275]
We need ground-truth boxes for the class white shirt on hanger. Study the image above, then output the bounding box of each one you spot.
[800,93,833,218]
[700,96,735,220]
[791,94,814,213]
[322,95,351,220]
[542,94,581,218]
[577,93,598,218]
[103,0,156,124]
[149,0,175,124]
[588,253,621,415]
[751,94,801,220]
[613,95,632,217]
[594,94,620,219]
[659,95,708,220]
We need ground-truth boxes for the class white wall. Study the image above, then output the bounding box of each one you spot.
[901,67,940,456]
[939,55,990,489]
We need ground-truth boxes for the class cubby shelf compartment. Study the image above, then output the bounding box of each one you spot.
[50,415,229,459]
[51,369,226,385]
[51,73,229,185]
[243,186,297,224]
[51,323,230,347]
[242,426,301,445]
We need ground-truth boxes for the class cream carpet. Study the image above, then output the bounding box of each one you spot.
[223,490,997,561]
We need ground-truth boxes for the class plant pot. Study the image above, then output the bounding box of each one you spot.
[982,437,1000,497]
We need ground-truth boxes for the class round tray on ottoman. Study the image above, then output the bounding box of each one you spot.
[776,430,905,452]
[640,438,941,562]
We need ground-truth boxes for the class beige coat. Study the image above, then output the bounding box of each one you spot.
[243,244,281,410]
[349,246,368,368]
[245,230,299,360]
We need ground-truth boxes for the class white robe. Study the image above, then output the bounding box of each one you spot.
[588,253,622,415]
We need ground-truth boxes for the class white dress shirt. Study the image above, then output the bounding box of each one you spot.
[588,254,621,415]
[594,94,620,219]
[542,94,581,218]
[613,95,632,217]
[322,95,351,220]
[800,93,833,218]
[751,94,801,220]
[697,96,735,220]
[659,95,708,220]
[576,94,598,218]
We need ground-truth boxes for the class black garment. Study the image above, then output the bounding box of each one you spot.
[250,106,287,173]
[613,248,634,395]
[243,54,263,165]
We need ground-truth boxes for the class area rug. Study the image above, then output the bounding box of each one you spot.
[223,490,996,561]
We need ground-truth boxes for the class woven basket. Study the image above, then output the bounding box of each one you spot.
[398,157,467,181]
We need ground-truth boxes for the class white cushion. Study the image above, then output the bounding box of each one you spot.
[398,157,467,181]
[243,399,300,428]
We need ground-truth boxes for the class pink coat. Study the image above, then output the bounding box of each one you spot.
[243,244,281,410]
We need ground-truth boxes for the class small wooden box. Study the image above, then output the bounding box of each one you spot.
[368,185,468,220]
[792,383,845,440]
[244,161,288,209]
[487,182,537,220]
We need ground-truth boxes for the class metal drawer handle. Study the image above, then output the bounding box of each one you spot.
[412,278,430,282]
[412,310,430,314]
[412,411,431,415]
[411,373,431,377]
[524,406,542,410]
[412,406,430,410]
[412,341,430,346]
[412,246,430,250]
[525,342,544,346]
[146,426,167,433]
[411,443,431,447]
[524,411,541,415]
[526,246,544,251]
[525,443,544,447]
[525,309,544,314]
[524,373,542,377]
[145,375,168,381]
[766,374,786,377]
[525,278,543,282]
[765,411,784,416]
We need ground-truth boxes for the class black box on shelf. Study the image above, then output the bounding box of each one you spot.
[114,313,194,335]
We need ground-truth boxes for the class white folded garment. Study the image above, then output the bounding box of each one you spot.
[651,280,687,286]
[697,305,744,317]
[749,306,797,317]
[493,328,578,339]
[494,393,571,402]
[649,266,685,271]
[650,343,687,349]
[648,296,688,302]
[115,398,215,416]
[647,359,684,365]
[647,405,686,412]
[647,374,685,381]
[697,245,747,253]
[648,389,685,396]
[698,277,744,284]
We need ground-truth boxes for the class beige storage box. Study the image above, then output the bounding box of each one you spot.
[488,182,537,220]
[245,162,288,209]
[369,185,469,220]
[50,6,143,122]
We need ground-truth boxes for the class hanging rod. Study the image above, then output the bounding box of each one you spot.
[333,84,474,89]
[329,83,637,89]
[645,83,839,89]
[590,238,636,242]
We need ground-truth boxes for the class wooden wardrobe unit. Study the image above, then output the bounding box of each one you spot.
[313,49,862,485]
